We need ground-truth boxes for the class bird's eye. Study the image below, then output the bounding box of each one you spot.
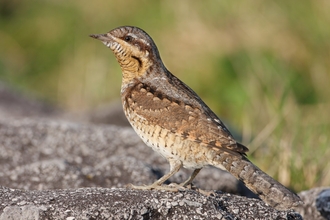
[124,35,132,42]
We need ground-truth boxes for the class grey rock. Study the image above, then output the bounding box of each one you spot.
[0,82,60,119]
[1,205,42,220]
[0,186,302,220]
[295,187,330,220]
[88,101,131,127]
[316,189,330,219]
[0,117,303,219]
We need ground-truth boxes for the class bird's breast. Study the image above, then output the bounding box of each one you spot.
[122,103,211,169]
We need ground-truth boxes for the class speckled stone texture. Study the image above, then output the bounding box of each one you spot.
[294,187,330,220]
[316,189,330,219]
[0,187,302,220]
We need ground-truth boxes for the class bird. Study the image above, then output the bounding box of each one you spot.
[90,26,302,210]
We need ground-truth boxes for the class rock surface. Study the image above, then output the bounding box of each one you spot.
[294,187,330,220]
[316,189,330,219]
[0,186,302,220]
[0,82,327,219]
[0,82,60,119]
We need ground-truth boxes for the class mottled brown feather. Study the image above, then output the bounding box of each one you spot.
[122,77,248,156]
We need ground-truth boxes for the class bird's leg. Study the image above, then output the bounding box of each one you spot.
[178,168,214,196]
[179,168,202,187]
[128,159,183,191]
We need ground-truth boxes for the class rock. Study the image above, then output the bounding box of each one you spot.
[0,81,319,219]
[0,82,60,119]
[0,186,302,220]
[295,187,330,220]
[316,189,330,219]
[88,101,131,127]
[0,117,304,219]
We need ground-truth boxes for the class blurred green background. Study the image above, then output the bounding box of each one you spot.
[0,0,329,192]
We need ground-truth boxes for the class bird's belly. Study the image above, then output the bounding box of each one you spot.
[128,118,210,170]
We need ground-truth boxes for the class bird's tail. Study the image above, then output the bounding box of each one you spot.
[210,153,303,210]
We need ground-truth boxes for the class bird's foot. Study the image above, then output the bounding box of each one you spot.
[179,183,216,196]
[196,188,216,196]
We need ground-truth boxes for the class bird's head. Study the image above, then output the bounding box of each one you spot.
[90,26,164,82]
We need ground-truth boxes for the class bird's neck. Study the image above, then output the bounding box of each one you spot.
[121,59,167,91]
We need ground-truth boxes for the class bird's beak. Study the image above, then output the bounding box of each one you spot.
[89,33,113,41]
[90,33,116,48]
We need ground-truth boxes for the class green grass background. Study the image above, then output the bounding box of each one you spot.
[1,0,329,192]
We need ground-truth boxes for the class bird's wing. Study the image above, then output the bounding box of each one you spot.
[123,76,248,156]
